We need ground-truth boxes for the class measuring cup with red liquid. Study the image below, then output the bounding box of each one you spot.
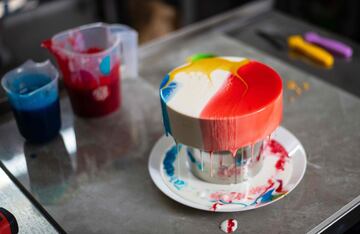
[42,23,138,118]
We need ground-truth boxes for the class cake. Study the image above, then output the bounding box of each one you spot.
[160,55,283,155]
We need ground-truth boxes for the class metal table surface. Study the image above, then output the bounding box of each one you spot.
[1,1,360,233]
[0,165,59,233]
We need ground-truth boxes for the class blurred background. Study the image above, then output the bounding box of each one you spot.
[0,0,359,78]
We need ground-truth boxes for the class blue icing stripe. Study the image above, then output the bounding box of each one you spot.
[159,74,177,102]
[186,148,203,170]
[160,74,178,136]
[163,145,186,190]
[100,55,111,75]
[160,97,172,136]
[160,74,170,89]
[161,82,177,102]
[159,74,180,136]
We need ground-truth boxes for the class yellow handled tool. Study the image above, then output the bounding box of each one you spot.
[288,35,334,68]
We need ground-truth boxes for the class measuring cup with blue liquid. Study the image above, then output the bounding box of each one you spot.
[1,60,61,143]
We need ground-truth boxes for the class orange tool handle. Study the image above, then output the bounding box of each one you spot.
[288,35,334,68]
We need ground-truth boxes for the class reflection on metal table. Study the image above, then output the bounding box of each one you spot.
[1,1,360,233]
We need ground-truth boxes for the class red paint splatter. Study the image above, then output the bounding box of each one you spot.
[227,219,235,233]
[275,179,284,193]
[268,140,289,171]
[268,139,288,156]
[211,202,223,211]
[275,160,285,171]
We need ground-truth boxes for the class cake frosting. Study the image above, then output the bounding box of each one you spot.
[160,56,282,154]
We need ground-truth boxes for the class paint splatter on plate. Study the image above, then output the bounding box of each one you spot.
[148,126,306,212]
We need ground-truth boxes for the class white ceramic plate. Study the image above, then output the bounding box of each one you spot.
[148,126,307,212]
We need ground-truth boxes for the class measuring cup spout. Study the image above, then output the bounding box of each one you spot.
[41,39,58,55]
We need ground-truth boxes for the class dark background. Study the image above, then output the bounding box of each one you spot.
[0,0,359,82]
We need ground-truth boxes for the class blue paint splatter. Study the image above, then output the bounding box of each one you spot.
[186,148,203,170]
[252,188,276,205]
[163,145,186,190]
[100,55,111,75]
[259,188,275,203]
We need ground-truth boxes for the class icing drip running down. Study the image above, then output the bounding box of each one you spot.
[210,152,214,177]
[163,145,186,190]
[200,150,204,171]
[220,219,238,233]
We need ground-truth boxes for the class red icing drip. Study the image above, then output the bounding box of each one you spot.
[210,152,214,177]
[256,143,264,161]
[268,140,289,171]
[200,61,283,152]
[229,148,237,157]
[227,219,235,233]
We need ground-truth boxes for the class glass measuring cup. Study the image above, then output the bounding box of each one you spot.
[1,60,61,143]
[42,23,138,118]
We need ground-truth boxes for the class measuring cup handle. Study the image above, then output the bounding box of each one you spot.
[110,25,138,79]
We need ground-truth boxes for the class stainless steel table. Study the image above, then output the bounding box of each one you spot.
[1,1,360,233]
[0,165,61,233]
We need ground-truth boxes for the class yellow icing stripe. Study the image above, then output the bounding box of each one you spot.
[164,57,250,91]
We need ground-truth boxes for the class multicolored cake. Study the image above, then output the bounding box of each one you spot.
[160,56,283,155]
